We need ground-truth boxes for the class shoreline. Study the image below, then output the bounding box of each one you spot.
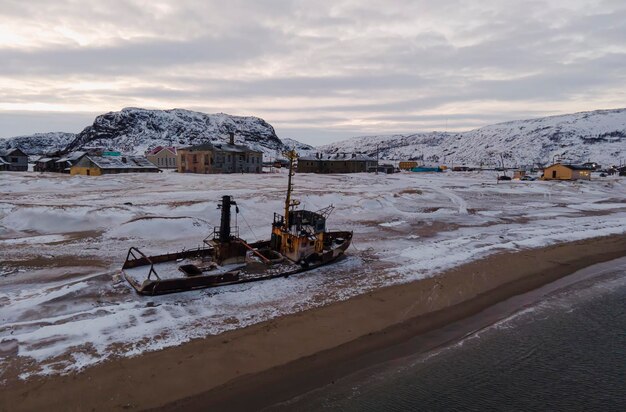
[2,235,626,411]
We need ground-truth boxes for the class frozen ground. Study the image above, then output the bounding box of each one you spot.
[1,169,625,380]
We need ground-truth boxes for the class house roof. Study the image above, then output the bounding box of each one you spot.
[563,164,591,170]
[0,157,9,165]
[300,153,376,161]
[180,142,262,154]
[82,155,160,170]
[55,151,86,164]
[148,146,177,155]
[548,163,591,171]
[0,148,28,157]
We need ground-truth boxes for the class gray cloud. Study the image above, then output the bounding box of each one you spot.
[0,0,624,145]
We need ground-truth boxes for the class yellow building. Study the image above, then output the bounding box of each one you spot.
[542,163,591,181]
[70,155,161,176]
[398,161,418,170]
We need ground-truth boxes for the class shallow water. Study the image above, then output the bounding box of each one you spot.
[279,259,626,411]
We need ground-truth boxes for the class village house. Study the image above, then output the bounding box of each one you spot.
[297,153,377,173]
[177,133,263,174]
[35,151,86,173]
[146,146,177,169]
[0,148,28,171]
[70,154,161,176]
[542,163,591,181]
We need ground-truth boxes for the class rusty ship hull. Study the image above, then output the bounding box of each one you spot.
[122,231,352,296]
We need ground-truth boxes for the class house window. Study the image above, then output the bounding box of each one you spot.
[11,157,18,163]
[192,154,198,163]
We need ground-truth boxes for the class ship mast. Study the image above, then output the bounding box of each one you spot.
[283,149,299,230]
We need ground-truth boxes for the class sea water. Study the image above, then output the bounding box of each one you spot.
[277,258,626,411]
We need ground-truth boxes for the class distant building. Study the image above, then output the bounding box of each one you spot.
[513,170,526,179]
[34,157,55,172]
[70,155,161,176]
[35,151,86,173]
[0,148,28,171]
[177,133,263,174]
[368,164,396,174]
[398,161,418,170]
[298,153,377,173]
[542,163,591,181]
[146,146,177,169]
[582,162,601,171]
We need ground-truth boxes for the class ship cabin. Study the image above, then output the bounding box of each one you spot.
[271,209,327,263]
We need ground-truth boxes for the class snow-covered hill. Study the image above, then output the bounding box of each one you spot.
[0,132,76,156]
[2,108,624,165]
[0,108,311,158]
[66,108,285,157]
[281,138,315,156]
[321,108,626,167]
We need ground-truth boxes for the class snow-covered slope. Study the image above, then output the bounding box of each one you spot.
[321,108,626,167]
[65,108,283,157]
[0,132,76,156]
[281,138,315,156]
[0,108,309,158]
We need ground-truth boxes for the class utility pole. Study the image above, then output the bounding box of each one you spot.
[375,144,380,175]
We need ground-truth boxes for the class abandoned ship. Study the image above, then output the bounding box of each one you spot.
[122,150,353,295]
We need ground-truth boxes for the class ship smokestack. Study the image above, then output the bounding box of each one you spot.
[219,195,237,242]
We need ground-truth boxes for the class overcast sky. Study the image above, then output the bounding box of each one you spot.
[0,0,624,145]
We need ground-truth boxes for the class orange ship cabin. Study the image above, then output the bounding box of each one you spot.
[271,209,328,263]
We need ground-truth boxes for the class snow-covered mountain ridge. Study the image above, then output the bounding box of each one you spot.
[321,108,626,167]
[0,132,76,156]
[0,108,314,157]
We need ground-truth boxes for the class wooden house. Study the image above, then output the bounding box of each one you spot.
[146,146,177,169]
[542,163,591,181]
[0,148,28,171]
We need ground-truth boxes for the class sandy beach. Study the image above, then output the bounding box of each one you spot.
[1,234,624,411]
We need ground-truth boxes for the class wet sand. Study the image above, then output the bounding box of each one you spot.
[2,235,626,412]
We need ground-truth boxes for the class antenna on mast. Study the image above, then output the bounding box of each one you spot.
[283,148,299,229]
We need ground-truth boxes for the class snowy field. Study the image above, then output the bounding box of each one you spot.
[1,169,625,380]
